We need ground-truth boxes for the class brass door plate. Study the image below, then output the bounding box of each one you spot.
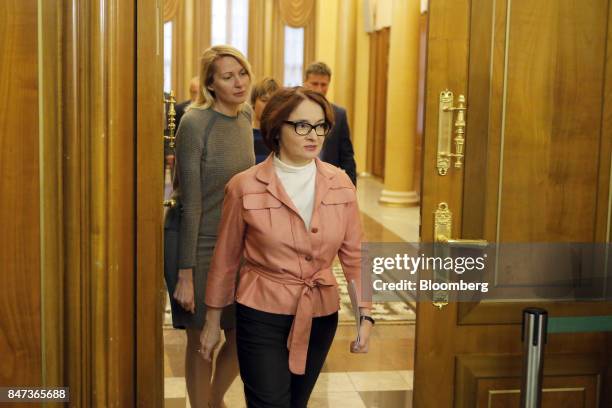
[432,202,452,309]
[437,91,454,175]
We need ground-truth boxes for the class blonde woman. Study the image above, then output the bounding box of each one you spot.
[165,45,254,408]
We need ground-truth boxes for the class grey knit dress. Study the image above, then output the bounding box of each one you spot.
[166,106,254,330]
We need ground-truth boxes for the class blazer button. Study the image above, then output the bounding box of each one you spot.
[311,227,318,233]
[305,255,313,262]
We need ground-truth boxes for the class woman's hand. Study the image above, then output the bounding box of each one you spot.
[200,320,221,361]
[173,268,195,313]
[350,314,373,354]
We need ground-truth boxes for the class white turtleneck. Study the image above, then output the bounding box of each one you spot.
[273,155,316,229]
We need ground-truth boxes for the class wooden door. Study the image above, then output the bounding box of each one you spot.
[0,0,42,389]
[366,27,390,178]
[414,0,612,406]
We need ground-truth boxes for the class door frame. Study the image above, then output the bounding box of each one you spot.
[136,0,165,406]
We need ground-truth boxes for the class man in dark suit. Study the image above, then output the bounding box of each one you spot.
[174,76,200,129]
[303,62,357,186]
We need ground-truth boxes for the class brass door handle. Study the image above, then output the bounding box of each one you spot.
[436,235,488,248]
[432,202,488,309]
[437,91,467,175]
[164,90,177,149]
[163,199,177,208]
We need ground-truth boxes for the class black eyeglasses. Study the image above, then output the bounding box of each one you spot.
[283,120,330,137]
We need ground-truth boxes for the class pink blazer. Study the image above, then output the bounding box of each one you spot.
[205,155,371,374]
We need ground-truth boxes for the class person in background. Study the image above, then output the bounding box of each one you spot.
[175,76,200,127]
[200,87,373,408]
[168,45,254,408]
[250,77,279,163]
[303,62,357,186]
[166,76,200,168]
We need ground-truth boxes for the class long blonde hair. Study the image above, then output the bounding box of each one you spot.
[190,45,253,111]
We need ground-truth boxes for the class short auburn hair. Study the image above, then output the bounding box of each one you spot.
[260,87,335,154]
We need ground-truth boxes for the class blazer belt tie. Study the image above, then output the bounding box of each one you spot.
[245,263,336,375]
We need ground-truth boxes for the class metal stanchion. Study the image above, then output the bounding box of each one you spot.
[520,308,548,408]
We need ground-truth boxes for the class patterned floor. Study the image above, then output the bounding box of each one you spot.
[165,371,413,408]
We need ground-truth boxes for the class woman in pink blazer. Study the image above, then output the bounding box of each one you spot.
[200,87,373,408]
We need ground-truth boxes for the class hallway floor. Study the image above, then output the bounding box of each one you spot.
[164,176,418,407]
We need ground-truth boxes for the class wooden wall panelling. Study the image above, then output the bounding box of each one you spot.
[490,0,608,244]
[107,0,136,404]
[137,0,165,406]
[414,12,427,198]
[372,28,384,176]
[464,0,612,247]
[461,0,495,240]
[456,354,603,408]
[596,0,612,403]
[366,31,376,175]
[0,0,42,390]
[40,0,64,398]
[477,377,597,408]
[598,0,612,401]
[377,28,390,179]
[61,0,137,405]
[458,0,612,324]
[597,0,612,244]
[366,28,389,178]
[87,0,136,405]
[62,0,90,404]
[377,28,390,178]
[90,0,111,403]
[479,0,507,246]
[604,335,612,406]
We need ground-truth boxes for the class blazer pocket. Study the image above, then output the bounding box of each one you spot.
[243,193,282,210]
[322,187,356,205]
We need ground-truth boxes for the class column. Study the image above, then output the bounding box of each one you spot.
[379,0,420,207]
[333,0,357,121]
[352,0,371,174]
[193,0,212,75]
[315,0,338,99]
